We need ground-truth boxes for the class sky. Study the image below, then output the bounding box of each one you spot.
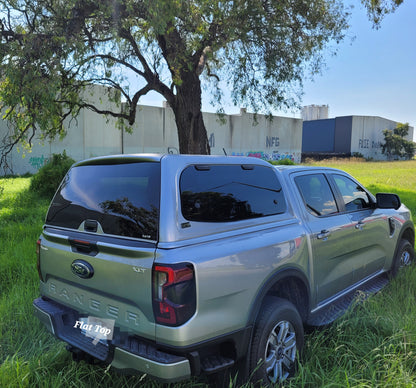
[139,1,416,140]
[300,0,416,138]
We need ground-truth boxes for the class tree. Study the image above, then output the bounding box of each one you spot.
[362,0,404,27]
[0,0,405,164]
[382,123,416,160]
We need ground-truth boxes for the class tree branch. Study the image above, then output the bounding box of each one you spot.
[0,121,32,163]
[117,27,154,77]
[85,54,146,77]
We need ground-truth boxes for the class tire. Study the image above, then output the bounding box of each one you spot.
[249,297,304,386]
[390,239,414,278]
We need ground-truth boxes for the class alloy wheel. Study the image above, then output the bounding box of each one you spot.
[264,320,297,384]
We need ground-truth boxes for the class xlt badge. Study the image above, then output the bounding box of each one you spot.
[132,266,146,273]
[71,260,94,279]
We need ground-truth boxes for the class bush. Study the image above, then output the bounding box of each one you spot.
[30,151,75,199]
[269,158,296,166]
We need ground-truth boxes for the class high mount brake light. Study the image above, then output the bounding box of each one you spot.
[152,263,196,326]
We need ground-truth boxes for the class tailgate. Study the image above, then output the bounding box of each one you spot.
[38,227,157,341]
[37,157,161,341]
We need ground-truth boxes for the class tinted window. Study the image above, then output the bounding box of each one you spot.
[180,165,286,222]
[295,174,338,216]
[332,174,371,211]
[46,162,160,240]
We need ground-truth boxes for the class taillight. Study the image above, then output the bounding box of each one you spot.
[152,263,196,326]
[36,239,44,281]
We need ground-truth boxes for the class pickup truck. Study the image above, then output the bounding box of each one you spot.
[33,154,414,385]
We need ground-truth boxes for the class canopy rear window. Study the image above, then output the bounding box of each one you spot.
[46,162,160,240]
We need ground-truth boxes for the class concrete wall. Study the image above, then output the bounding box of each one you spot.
[208,110,302,162]
[122,105,302,162]
[1,85,123,174]
[0,87,303,175]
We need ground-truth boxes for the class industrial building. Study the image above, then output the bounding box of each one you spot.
[302,115,414,160]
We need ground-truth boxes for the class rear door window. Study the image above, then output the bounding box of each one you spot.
[46,162,160,240]
[295,174,338,216]
[180,164,286,222]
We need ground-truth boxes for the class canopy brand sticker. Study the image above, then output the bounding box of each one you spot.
[73,316,115,345]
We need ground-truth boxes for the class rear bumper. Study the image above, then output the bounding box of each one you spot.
[33,297,191,382]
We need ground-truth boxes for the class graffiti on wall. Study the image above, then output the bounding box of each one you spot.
[167,147,179,154]
[265,136,280,147]
[209,133,215,148]
[358,139,382,149]
[232,150,299,162]
[229,136,300,161]
[29,155,49,170]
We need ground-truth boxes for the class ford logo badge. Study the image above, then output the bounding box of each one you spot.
[71,260,94,279]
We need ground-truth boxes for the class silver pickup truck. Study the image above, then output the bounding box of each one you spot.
[33,154,414,385]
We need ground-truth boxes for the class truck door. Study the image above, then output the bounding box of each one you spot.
[329,173,389,282]
[294,173,355,304]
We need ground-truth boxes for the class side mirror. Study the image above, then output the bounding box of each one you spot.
[376,193,401,210]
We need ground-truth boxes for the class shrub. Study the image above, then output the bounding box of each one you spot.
[30,151,75,199]
[382,123,416,160]
[269,158,296,166]
[277,158,295,165]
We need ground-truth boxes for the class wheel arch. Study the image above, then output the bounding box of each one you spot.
[400,224,415,247]
[248,267,311,327]
[204,269,311,368]
[388,223,415,273]
[393,223,415,260]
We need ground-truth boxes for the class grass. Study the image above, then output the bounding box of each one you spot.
[0,159,415,387]
[305,158,416,219]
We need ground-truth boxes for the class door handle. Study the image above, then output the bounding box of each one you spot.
[317,230,331,240]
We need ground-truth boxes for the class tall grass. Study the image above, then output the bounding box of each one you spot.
[1,160,415,387]
[0,179,166,388]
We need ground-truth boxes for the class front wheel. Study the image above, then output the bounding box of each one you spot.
[249,297,304,386]
[390,239,414,278]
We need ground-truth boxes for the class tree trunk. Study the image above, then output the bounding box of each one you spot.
[172,73,210,155]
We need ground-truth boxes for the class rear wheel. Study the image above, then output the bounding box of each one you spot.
[249,297,304,386]
[390,239,414,278]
